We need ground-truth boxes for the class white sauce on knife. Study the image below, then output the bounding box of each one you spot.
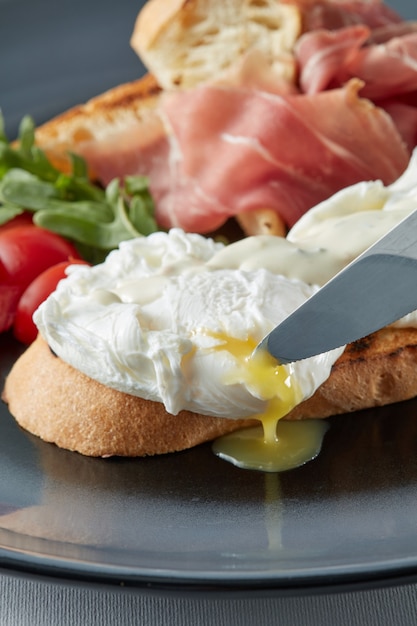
[34,150,417,470]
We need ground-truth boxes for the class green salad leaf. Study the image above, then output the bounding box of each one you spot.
[0,114,160,263]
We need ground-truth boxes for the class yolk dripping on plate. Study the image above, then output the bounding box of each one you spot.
[207,332,328,472]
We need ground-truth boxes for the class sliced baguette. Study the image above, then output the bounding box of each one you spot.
[130,0,302,90]
[3,327,417,458]
[288,326,417,420]
[34,74,162,179]
[31,0,303,237]
[34,0,302,179]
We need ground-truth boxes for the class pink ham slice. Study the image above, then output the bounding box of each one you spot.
[80,80,409,233]
[74,0,413,235]
[149,79,408,232]
[377,94,417,152]
[299,0,403,32]
[76,109,170,185]
[297,25,417,100]
[296,24,370,94]
[349,32,417,100]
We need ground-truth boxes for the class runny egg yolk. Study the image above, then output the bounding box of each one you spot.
[208,332,328,472]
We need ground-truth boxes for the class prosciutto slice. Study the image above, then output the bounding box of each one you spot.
[296,24,370,93]
[349,32,417,100]
[297,25,417,100]
[71,0,414,235]
[299,0,403,33]
[377,95,417,151]
[150,79,408,232]
[370,22,417,45]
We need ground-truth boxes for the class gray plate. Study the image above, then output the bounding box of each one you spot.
[2,331,417,590]
[1,0,417,592]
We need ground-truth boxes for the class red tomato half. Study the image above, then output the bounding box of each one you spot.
[0,225,80,289]
[0,226,81,333]
[13,259,89,345]
[0,285,22,334]
[0,212,33,232]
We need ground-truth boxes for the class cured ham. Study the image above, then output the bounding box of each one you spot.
[59,0,415,235]
[296,24,369,94]
[78,111,170,187]
[150,80,408,232]
[297,25,417,100]
[369,22,417,45]
[348,32,417,100]
[77,78,408,234]
[377,97,417,151]
[299,0,403,33]
[295,3,417,160]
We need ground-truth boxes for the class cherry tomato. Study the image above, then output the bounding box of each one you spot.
[0,225,80,290]
[13,259,89,345]
[0,212,33,232]
[0,285,22,335]
[0,225,81,333]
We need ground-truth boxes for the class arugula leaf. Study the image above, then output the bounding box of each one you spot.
[0,113,160,262]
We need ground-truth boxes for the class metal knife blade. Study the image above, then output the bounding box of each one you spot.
[259,209,417,364]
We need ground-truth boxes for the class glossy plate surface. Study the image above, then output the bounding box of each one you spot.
[2,331,417,589]
[1,0,417,591]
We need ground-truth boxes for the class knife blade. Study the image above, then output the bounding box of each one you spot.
[259,209,417,364]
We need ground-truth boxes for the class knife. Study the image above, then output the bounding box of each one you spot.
[259,209,417,364]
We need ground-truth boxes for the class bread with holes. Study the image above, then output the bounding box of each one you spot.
[130,0,301,90]
[32,0,301,237]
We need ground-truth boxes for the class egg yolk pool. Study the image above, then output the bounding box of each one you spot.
[210,333,328,472]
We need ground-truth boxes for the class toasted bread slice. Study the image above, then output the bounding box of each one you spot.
[2,336,254,457]
[34,74,162,179]
[4,327,417,457]
[31,0,303,237]
[130,0,302,90]
[35,0,302,179]
[289,327,417,420]
[34,71,287,236]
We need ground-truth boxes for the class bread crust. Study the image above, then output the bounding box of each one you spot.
[288,327,417,420]
[2,336,254,457]
[130,0,302,89]
[34,74,162,177]
[3,327,417,457]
